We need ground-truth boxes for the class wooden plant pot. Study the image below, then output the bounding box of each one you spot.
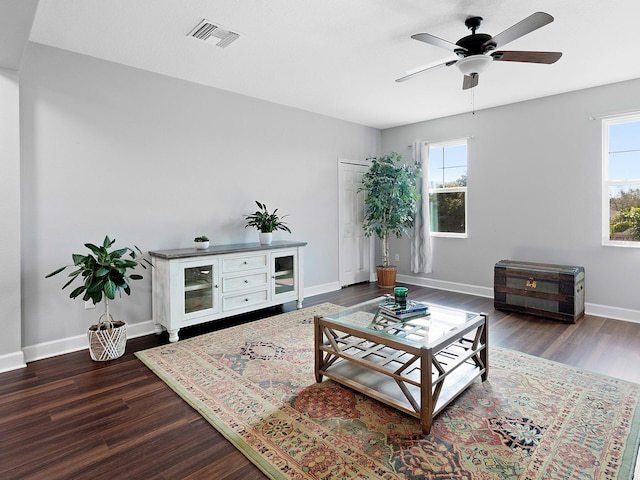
[87,319,127,361]
[376,266,397,288]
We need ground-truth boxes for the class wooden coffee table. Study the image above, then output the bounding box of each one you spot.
[314,297,488,433]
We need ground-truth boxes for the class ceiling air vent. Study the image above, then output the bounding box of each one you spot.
[188,19,240,48]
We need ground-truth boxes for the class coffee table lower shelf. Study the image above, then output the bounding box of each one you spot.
[318,358,482,421]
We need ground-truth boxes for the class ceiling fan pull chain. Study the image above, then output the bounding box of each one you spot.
[471,87,475,115]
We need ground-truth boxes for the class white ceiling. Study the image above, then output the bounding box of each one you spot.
[20,0,640,129]
[0,0,38,70]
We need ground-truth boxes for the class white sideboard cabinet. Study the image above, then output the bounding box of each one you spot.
[150,240,306,342]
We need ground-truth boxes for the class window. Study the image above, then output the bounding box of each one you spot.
[428,139,468,237]
[602,114,640,246]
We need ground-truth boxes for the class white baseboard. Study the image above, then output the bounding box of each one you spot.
[0,350,26,373]
[19,294,343,367]
[397,274,494,298]
[126,320,158,339]
[398,274,640,324]
[12,279,640,369]
[584,303,640,324]
[22,334,87,364]
[21,320,158,365]
[304,281,341,299]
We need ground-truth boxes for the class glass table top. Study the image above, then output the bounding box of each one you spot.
[320,296,483,348]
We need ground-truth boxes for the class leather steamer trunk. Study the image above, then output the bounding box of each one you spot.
[494,260,585,323]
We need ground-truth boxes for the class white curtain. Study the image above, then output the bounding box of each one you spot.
[411,141,432,273]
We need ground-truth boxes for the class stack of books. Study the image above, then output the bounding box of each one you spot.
[379,300,429,320]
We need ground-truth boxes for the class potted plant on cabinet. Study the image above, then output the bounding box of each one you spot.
[194,235,210,249]
[244,201,291,245]
[360,152,420,288]
[46,235,151,361]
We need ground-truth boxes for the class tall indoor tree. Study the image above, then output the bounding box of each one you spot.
[360,152,420,287]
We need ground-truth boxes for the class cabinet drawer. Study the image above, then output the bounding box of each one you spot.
[222,271,269,293]
[222,254,268,273]
[223,289,269,312]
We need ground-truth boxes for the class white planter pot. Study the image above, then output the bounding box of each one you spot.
[195,241,210,249]
[259,232,273,245]
[87,320,127,361]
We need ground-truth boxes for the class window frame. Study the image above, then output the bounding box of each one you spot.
[601,112,640,248]
[428,139,468,239]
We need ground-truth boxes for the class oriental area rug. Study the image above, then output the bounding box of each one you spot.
[135,303,640,479]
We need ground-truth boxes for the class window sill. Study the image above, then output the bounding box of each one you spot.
[602,240,640,248]
[430,232,467,239]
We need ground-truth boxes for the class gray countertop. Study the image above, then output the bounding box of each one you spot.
[149,240,307,259]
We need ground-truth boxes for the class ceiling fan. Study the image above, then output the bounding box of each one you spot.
[396,12,562,89]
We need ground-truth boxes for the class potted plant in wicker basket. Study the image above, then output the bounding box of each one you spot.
[244,201,291,245]
[360,152,420,288]
[46,235,151,361]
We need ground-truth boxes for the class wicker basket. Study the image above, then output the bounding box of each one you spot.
[87,316,127,361]
[376,266,397,288]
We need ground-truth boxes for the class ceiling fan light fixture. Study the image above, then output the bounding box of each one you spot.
[456,54,492,76]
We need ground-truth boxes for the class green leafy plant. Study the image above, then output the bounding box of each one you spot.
[610,207,640,240]
[359,152,420,267]
[46,235,151,329]
[194,235,209,242]
[244,201,291,233]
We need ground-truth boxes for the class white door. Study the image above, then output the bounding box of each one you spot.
[338,159,371,287]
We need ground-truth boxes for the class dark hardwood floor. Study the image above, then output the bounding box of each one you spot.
[2,283,640,479]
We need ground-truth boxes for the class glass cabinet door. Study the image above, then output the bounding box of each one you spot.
[272,251,297,300]
[181,259,219,317]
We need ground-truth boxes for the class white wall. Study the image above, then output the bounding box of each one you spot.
[9,40,640,369]
[0,69,25,371]
[381,78,640,320]
[16,42,379,362]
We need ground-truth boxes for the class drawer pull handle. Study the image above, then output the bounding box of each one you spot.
[245,298,249,302]
[526,277,537,289]
[243,261,248,265]
[244,279,249,283]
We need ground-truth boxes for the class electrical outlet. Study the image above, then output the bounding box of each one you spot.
[394,253,400,261]
[84,300,95,310]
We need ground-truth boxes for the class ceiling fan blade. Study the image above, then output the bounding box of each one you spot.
[411,33,464,52]
[485,12,554,49]
[491,50,562,64]
[462,75,479,90]
[396,60,457,83]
